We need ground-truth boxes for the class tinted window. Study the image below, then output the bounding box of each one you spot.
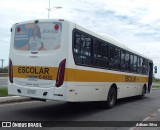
[102,43,109,61]
[121,50,126,71]
[130,54,134,72]
[138,57,143,74]
[94,40,109,68]
[109,46,120,70]
[133,55,137,72]
[73,31,92,65]
[114,48,120,70]
[142,59,148,75]
[73,29,149,75]
[125,52,130,71]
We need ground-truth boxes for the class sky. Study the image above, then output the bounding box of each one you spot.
[0,0,160,78]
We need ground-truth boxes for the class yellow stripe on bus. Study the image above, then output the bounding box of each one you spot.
[13,66,58,80]
[12,66,148,83]
[66,68,148,83]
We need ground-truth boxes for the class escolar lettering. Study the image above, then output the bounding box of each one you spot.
[18,67,49,74]
[125,76,136,82]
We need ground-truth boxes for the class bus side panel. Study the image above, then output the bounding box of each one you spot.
[117,83,144,99]
[66,82,110,102]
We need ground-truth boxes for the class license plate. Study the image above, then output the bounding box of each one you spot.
[28,76,38,81]
[27,89,36,94]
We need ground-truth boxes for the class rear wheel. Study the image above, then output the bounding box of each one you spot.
[139,86,146,99]
[106,87,117,109]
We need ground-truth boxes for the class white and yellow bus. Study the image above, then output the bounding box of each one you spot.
[8,19,153,108]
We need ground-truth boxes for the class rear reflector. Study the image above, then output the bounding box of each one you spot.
[56,59,66,87]
[54,94,63,96]
[9,59,13,83]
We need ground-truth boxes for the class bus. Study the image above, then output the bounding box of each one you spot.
[8,19,154,108]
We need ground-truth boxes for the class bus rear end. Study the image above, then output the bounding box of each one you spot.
[8,19,70,101]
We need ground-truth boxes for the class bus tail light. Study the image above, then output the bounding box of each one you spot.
[56,59,66,87]
[54,24,59,30]
[17,27,21,32]
[9,59,13,83]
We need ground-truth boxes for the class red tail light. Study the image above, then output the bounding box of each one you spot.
[17,27,21,32]
[56,59,66,87]
[9,59,13,83]
[54,24,59,30]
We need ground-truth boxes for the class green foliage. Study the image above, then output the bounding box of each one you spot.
[0,88,8,97]
[152,86,160,89]
[0,68,8,73]
[153,78,160,83]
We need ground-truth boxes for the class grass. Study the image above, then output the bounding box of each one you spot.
[153,79,160,83]
[0,88,8,97]
[0,73,8,77]
[152,86,160,89]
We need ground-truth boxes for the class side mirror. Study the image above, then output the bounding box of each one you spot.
[154,66,157,73]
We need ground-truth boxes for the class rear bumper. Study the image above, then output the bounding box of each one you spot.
[8,83,67,101]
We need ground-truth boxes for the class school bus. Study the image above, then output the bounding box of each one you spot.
[8,19,153,108]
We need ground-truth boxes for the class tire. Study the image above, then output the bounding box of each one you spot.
[106,87,117,109]
[139,86,146,99]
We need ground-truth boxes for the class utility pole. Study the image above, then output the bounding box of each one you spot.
[47,0,62,19]
[0,59,4,68]
[48,0,51,19]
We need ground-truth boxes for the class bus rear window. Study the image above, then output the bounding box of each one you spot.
[14,22,62,51]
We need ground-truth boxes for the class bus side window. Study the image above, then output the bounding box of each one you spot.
[114,48,120,70]
[73,32,92,65]
[83,37,92,56]
[74,33,81,54]
[80,35,92,65]
[101,42,109,68]
[93,40,109,68]
[109,46,120,70]
[125,52,130,71]
[133,55,137,73]
[130,54,134,72]
[138,57,143,74]
[120,50,126,71]
[94,40,102,67]
[73,33,82,64]
[109,46,115,68]
[142,59,148,75]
